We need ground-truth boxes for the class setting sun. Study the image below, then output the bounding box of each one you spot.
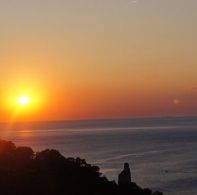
[18,96,30,105]
[1,82,45,122]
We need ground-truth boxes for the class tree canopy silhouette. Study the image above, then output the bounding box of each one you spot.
[0,139,162,195]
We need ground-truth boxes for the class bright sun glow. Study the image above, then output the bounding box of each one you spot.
[18,96,30,105]
[1,84,44,122]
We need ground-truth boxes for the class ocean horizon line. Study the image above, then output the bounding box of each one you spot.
[1,115,197,125]
[1,115,197,132]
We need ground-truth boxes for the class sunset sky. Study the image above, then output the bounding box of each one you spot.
[0,0,197,122]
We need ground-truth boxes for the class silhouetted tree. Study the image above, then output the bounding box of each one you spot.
[0,139,163,195]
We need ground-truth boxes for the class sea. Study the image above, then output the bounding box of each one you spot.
[0,117,197,195]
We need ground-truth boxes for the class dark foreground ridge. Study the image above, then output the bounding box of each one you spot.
[0,140,163,195]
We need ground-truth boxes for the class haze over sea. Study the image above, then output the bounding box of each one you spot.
[0,117,197,195]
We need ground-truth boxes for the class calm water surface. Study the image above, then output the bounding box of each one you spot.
[0,117,197,195]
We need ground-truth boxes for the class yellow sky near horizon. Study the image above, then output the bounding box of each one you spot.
[0,0,197,122]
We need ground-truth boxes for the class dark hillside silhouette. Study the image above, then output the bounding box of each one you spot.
[0,139,162,195]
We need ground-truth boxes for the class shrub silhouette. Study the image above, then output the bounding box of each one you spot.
[0,139,162,195]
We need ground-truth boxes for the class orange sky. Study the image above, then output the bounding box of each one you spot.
[0,0,197,122]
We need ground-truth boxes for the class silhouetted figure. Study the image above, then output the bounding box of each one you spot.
[118,162,131,185]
